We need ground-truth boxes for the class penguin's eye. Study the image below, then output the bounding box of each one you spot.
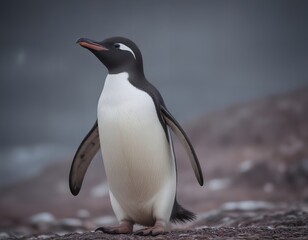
[114,43,120,49]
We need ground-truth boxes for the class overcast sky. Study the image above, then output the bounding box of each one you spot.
[0,0,308,151]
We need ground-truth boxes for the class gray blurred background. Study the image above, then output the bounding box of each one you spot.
[0,0,308,187]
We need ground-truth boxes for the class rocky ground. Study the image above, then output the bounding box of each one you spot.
[1,87,308,239]
[6,206,308,239]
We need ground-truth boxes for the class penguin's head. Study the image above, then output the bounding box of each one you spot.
[76,37,143,74]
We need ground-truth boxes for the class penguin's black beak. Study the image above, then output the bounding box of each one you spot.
[76,38,108,51]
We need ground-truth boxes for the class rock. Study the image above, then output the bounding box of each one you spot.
[29,212,56,232]
[4,226,32,239]
[0,232,9,239]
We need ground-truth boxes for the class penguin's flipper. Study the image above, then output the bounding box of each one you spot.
[160,106,204,186]
[69,120,100,195]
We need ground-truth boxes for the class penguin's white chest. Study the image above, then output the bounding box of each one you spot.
[97,73,175,224]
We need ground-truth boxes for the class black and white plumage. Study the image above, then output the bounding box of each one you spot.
[69,37,204,235]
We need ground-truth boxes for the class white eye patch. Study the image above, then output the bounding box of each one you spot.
[117,43,136,59]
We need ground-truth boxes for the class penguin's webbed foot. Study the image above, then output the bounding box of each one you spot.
[95,220,133,234]
[133,220,168,236]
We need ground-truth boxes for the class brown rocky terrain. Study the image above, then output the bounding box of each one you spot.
[0,87,308,239]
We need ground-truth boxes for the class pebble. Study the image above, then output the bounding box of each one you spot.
[30,212,55,224]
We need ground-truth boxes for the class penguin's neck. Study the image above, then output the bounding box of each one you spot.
[103,72,130,91]
[100,72,147,107]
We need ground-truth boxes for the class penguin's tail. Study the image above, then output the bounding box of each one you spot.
[170,199,196,224]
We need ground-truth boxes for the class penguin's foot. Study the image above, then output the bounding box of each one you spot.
[95,220,133,234]
[134,220,168,236]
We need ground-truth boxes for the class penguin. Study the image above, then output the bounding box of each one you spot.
[69,37,204,236]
